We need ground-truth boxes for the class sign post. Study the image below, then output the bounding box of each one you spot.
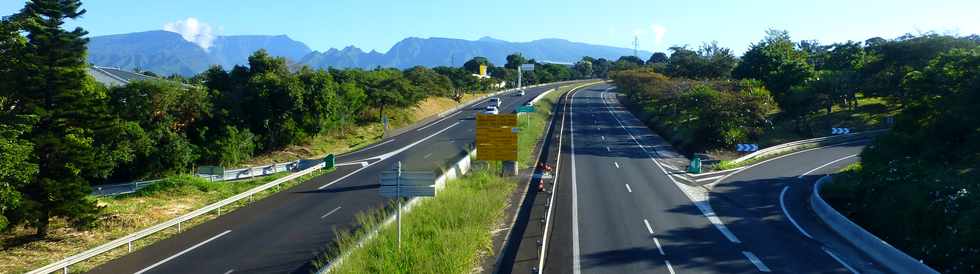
[379,161,436,250]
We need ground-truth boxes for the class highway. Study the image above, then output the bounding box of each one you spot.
[542,83,886,273]
[87,82,575,274]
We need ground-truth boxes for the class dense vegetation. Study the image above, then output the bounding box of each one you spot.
[0,0,587,238]
[614,29,980,272]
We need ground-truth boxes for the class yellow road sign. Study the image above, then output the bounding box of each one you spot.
[475,114,519,161]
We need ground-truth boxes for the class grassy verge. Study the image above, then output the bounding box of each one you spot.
[516,84,580,168]
[0,170,328,273]
[315,82,592,273]
[247,94,486,165]
[322,165,513,274]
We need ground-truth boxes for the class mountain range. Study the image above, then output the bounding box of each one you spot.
[87,30,652,76]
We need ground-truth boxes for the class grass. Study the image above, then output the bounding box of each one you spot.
[315,82,595,273]
[757,94,898,147]
[247,94,486,166]
[0,171,328,274]
[322,165,514,274]
[0,88,533,273]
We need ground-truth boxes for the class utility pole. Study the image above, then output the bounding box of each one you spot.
[633,35,639,58]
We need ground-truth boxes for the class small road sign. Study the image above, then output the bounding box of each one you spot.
[831,128,851,135]
[736,144,760,152]
[520,64,535,71]
[517,105,535,113]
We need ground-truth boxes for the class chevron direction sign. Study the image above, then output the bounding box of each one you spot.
[831,127,851,135]
[736,144,759,152]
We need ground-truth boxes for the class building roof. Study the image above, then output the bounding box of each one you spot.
[87,66,157,86]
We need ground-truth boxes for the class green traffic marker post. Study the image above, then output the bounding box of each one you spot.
[688,157,702,174]
[324,154,335,169]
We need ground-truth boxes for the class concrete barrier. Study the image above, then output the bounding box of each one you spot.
[811,175,939,274]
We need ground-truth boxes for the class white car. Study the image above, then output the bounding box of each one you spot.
[488,97,502,107]
[484,105,500,115]
[515,90,526,96]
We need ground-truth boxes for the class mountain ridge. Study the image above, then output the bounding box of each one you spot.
[87,31,652,76]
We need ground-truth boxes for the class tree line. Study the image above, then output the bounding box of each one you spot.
[613,29,980,273]
[0,0,588,237]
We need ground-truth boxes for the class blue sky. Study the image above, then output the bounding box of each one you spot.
[2,0,978,54]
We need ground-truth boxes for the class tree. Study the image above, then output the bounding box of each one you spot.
[6,0,144,236]
[505,53,526,69]
[108,80,209,179]
[592,58,612,78]
[841,47,980,273]
[647,52,669,64]
[733,30,815,109]
[860,34,979,105]
[665,42,737,79]
[463,56,492,74]
[364,69,421,122]
[574,60,593,78]
[404,66,453,97]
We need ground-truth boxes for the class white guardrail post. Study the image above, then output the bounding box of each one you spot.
[29,163,326,274]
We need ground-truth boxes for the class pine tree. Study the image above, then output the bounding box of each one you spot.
[7,0,143,237]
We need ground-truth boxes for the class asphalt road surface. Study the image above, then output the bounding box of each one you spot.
[546,84,757,274]
[87,82,573,274]
[544,84,885,274]
[709,140,888,273]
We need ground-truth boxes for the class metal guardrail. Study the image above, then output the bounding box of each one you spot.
[30,162,327,274]
[91,160,306,197]
[811,175,939,274]
[728,129,889,166]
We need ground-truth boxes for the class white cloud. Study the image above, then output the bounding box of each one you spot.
[163,17,216,51]
[650,24,667,45]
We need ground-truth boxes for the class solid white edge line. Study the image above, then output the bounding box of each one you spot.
[742,251,772,272]
[415,112,457,132]
[570,88,582,274]
[664,260,676,274]
[643,219,654,234]
[318,122,460,190]
[625,183,632,193]
[321,206,343,219]
[695,175,723,182]
[334,161,369,167]
[799,154,859,178]
[599,89,743,244]
[822,247,861,274]
[135,230,232,274]
[780,186,814,239]
[360,138,395,151]
[653,237,665,255]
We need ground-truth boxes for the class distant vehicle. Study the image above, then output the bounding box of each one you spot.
[488,97,502,107]
[484,105,499,115]
[515,90,525,96]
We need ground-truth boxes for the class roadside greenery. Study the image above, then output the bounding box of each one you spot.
[824,45,979,274]
[613,28,979,272]
[0,0,589,240]
[0,171,339,273]
[317,83,585,273]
